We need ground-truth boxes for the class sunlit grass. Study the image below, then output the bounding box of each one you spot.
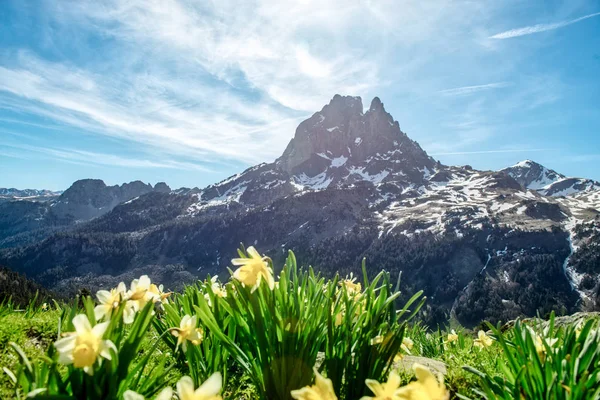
[0,247,598,399]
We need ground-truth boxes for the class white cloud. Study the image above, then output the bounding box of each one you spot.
[439,82,510,96]
[0,0,587,179]
[490,11,600,39]
[2,143,210,171]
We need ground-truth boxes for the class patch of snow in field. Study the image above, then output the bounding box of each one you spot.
[327,126,339,132]
[355,137,362,145]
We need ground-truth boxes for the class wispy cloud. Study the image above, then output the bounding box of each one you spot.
[1,143,210,171]
[430,148,555,156]
[438,82,511,96]
[490,12,600,39]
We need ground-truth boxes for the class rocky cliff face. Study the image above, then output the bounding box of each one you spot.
[1,95,599,326]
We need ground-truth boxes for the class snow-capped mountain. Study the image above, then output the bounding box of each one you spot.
[187,95,437,214]
[502,160,600,197]
[0,188,62,203]
[1,95,599,327]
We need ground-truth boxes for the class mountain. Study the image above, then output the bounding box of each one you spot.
[502,160,600,197]
[1,95,599,327]
[0,180,171,248]
[0,188,62,203]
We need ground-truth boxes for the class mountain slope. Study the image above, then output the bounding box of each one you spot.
[502,160,600,197]
[0,180,171,248]
[1,95,599,326]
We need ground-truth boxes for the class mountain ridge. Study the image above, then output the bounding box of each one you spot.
[1,94,599,327]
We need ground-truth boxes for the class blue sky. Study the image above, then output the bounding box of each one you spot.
[1,0,599,191]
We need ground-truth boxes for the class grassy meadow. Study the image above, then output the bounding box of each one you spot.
[0,246,599,399]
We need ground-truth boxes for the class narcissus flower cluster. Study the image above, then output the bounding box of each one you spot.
[94,275,171,324]
[292,364,448,400]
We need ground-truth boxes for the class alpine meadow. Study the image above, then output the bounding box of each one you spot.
[1,0,600,399]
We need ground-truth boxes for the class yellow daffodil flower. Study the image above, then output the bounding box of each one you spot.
[361,370,402,400]
[171,315,204,352]
[473,330,493,349]
[94,282,130,322]
[395,364,449,400]
[231,246,275,292]
[401,337,414,354]
[446,330,458,344]
[291,368,338,400]
[176,373,222,400]
[149,283,172,304]
[123,388,173,400]
[128,275,156,309]
[527,327,558,362]
[339,275,362,298]
[334,306,344,326]
[54,314,116,375]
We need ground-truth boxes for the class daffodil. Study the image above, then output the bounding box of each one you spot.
[171,315,204,352]
[128,275,156,309]
[401,337,414,354]
[176,373,222,400]
[527,327,558,362]
[334,306,344,327]
[291,368,338,400]
[395,364,449,400]
[94,282,132,322]
[204,276,227,305]
[123,388,173,400]
[446,330,458,344]
[149,283,172,304]
[209,276,227,298]
[339,274,362,298]
[231,246,275,292]
[473,330,493,349]
[361,370,402,400]
[54,314,116,375]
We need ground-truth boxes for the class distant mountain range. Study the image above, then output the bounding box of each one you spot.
[0,188,62,203]
[1,95,599,326]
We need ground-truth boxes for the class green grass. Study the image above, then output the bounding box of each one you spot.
[0,306,61,399]
[0,248,599,399]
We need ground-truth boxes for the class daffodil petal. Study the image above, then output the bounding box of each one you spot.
[195,372,222,397]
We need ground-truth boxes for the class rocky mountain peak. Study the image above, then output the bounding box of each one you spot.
[502,160,565,190]
[154,182,171,193]
[277,95,435,179]
[369,96,384,112]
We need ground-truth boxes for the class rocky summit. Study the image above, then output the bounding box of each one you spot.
[1,95,599,327]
